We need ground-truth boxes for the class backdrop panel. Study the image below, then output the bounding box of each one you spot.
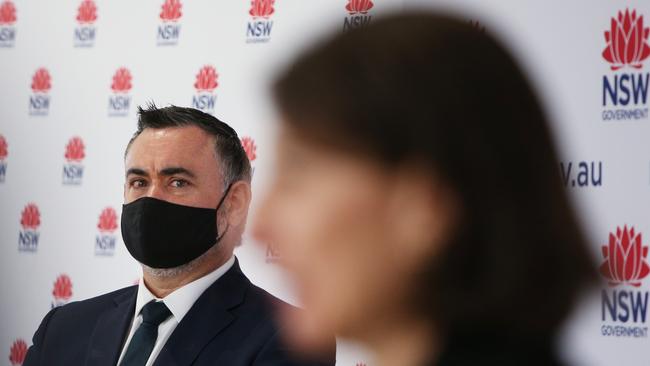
[1,1,649,365]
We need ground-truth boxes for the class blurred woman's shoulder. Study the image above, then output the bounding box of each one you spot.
[434,332,566,366]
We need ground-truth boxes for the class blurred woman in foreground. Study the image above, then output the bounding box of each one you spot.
[254,12,595,366]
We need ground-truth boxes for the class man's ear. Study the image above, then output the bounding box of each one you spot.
[224,181,252,229]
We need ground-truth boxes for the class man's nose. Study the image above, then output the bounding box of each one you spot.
[146,183,166,200]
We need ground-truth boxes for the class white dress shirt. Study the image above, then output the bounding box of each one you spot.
[116,256,236,366]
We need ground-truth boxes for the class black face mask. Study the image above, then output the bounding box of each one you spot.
[121,185,231,269]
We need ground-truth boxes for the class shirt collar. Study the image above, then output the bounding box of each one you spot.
[134,255,236,323]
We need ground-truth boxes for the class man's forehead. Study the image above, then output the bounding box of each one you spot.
[129,127,214,153]
[125,126,219,169]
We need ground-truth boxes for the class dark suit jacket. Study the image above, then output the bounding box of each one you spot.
[24,259,336,366]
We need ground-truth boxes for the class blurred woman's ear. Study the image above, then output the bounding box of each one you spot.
[385,166,460,275]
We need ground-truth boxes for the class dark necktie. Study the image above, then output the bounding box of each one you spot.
[119,300,172,366]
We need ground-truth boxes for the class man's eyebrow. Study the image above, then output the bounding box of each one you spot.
[126,168,148,178]
[159,167,196,178]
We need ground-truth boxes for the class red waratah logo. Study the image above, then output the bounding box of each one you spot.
[20,203,40,230]
[111,68,132,93]
[194,65,218,92]
[76,0,97,24]
[249,0,274,19]
[52,274,72,301]
[241,136,257,162]
[31,68,51,93]
[0,0,16,25]
[603,9,650,70]
[0,135,7,160]
[97,207,118,233]
[600,225,650,287]
[9,339,27,366]
[64,137,85,163]
[346,0,373,15]
[160,0,182,22]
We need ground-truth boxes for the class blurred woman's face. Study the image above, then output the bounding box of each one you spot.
[253,125,454,351]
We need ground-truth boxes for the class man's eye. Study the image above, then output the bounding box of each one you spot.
[131,179,147,188]
[171,179,189,188]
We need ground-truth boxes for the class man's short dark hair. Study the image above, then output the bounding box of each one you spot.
[126,103,251,187]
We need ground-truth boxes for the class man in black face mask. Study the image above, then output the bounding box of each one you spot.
[23,104,336,366]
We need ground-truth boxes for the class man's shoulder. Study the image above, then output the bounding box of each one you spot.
[242,278,296,313]
[28,285,137,350]
[209,266,294,325]
[211,259,297,315]
[235,280,338,365]
[53,285,137,318]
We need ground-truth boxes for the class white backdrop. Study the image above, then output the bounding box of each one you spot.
[1,0,649,365]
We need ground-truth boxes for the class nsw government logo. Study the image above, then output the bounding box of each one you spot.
[95,207,118,256]
[9,339,27,366]
[157,0,181,46]
[0,0,16,48]
[0,134,7,183]
[62,136,85,185]
[192,65,218,114]
[29,68,51,116]
[246,0,274,44]
[108,67,132,117]
[600,226,649,338]
[265,242,280,264]
[51,274,72,308]
[343,0,373,32]
[18,203,40,252]
[601,9,650,121]
[73,0,97,48]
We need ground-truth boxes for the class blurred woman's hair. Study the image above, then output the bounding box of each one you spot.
[273,13,596,339]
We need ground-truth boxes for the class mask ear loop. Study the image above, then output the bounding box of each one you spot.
[215,183,233,243]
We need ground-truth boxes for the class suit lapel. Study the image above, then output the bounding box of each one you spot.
[153,260,249,366]
[85,286,137,366]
